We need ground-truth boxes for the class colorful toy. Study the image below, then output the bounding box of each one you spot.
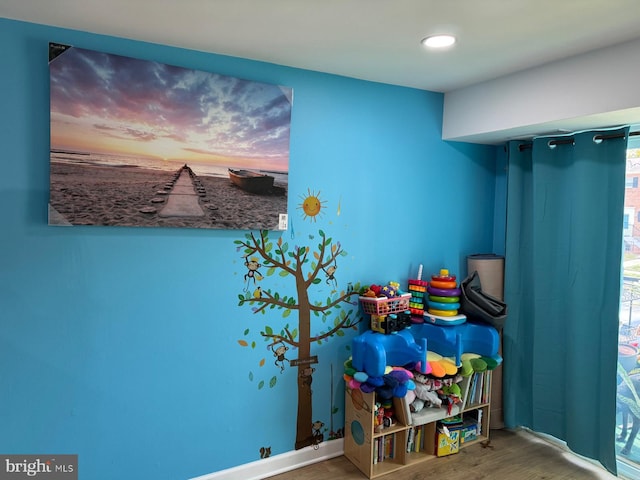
[424,312,467,326]
[408,279,428,320]
[430,279,457,289]
[426,269,461,317]
[351,329,428,378]
[407,265,427,321]
[360,283,412,332]
[432,269,457,282]
[359,291,411,316]
[439,382,463,415]
[370,311,412,334]
[426,351,458,377]
[427,300,461,311]
[344,359,416,400]
[380,284,398,298]
[429,295,460,303]
[427,308,459,317]
[428,286,462,297]
[374,402,397,432]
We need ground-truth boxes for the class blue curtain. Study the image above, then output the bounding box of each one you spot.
[503,127,629,474]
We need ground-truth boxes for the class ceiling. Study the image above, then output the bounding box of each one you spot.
[3,0,640,93]
[3,0,640,143]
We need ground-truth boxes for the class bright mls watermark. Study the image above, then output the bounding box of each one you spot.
[0,455,77,479]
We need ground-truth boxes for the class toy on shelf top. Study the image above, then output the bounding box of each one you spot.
[408,265,428,321]
[344,358,416,403]
[426,268,462,319]
[359,282,411,318]
[351,329,428,377]
[370,311,412,334]
[432,268,456,282]
[360,281,405,299]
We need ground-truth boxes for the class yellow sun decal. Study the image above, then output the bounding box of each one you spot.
[298,188,325,222]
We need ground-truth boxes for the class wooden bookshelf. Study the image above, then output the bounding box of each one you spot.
[344,371,492,478]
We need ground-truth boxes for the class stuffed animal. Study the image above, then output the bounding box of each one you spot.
[410,372,443,413]
[380,284,398,298]
[439,383,463,415]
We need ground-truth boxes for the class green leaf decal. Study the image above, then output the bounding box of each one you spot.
[269,376,278,388]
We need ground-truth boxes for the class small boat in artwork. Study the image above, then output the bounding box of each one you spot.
[228,168,275,194]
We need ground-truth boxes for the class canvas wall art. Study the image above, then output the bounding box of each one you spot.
[48,43,292,230]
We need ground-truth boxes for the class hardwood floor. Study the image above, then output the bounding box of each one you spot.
[265,429,618,480]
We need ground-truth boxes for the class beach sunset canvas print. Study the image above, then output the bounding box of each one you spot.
[48,43,291,230]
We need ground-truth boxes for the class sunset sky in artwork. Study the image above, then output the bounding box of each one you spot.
[49,46,292,171]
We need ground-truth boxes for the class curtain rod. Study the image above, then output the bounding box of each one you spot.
[518,130,639,151]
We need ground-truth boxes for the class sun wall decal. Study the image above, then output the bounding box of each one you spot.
[298,188,326,222]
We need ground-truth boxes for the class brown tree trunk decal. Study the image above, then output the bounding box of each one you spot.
[235,229,361,450]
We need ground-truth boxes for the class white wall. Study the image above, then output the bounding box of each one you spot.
[443,37,640,144]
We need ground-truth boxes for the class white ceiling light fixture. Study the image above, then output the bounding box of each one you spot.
[421,34,456,49]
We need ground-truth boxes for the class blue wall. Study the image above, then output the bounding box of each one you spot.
[0,18,499,479]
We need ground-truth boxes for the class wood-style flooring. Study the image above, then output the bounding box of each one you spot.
[265,429,618,480]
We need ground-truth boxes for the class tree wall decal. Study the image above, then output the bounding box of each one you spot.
[235,229,361,449]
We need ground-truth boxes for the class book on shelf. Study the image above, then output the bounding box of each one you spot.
[373,434,396,464]
[467,370,492,405]
[406,425,415,453]
[373,436,378,464]
[405,425,429,454]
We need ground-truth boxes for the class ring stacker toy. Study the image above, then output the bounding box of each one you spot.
[429,279,457,289]
[427,269,461,317]
[429,295,460,303]
[427,286,462,297]
[408,264,428,323]
[427,300,461,311]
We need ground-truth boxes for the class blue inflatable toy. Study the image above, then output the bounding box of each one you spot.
[410,321,500,367]
[352,329,428,377]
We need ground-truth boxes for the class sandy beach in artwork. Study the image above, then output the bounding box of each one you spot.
[49,162,287,230]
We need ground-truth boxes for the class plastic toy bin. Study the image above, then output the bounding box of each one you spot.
[359,293,411,316]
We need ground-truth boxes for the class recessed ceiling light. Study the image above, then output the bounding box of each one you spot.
[421,34,456,49]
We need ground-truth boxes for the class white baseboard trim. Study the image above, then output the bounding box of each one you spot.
[189,438,344,480]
